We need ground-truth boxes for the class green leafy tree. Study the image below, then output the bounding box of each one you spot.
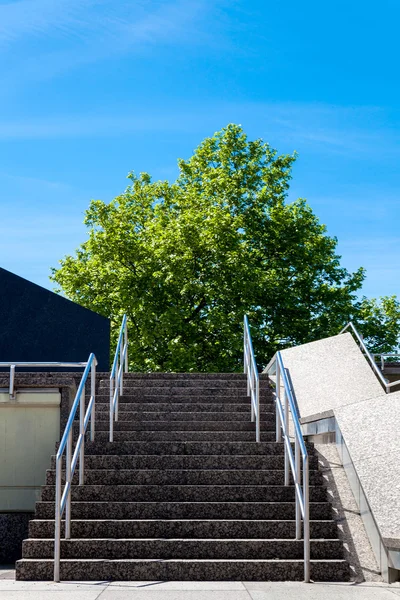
[352,296,400,354]
[52,124,396,371]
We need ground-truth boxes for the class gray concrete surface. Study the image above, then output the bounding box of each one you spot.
[335,391,400,544]
[315,443,382,582]
[2,572,400,600]
[277,333,384,421]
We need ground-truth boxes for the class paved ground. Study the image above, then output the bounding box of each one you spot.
[2,569,400,600]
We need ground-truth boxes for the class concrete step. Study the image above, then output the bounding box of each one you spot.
[64,441,311,456]
[15,557,350,581]
[45,469,324,487]
[91,394,273,404]
[35,501,332,520]
[80,430,276,442]
[40,484,327,503]
[92,402,273,413]
[51,454,320,470]
[45,469,323,487]
[93,412,276,422]
[22,538,344,560]
[29,518,338,540]
[97,386,271,396]
[92,420,274,432]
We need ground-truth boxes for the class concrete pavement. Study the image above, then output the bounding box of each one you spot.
[2,569,400,600]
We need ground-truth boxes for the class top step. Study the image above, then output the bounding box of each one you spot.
[101,373,270,381]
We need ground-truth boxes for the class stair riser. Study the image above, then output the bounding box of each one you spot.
[15,559,350,582]
[101,380,266,388]
[51,455,320,470]
[23,539,343,560]
[40,485,327,503]
[77,431,276,442]
[92,421,274,432]
[71,441,306,455]
[91,394,273,404]
[29,519,338,540]
[35,502,332,520]
[93,403,273,413]
[45,469,323,487]
[94,412,276,422]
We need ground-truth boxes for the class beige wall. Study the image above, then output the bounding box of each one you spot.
[0,390,60,511]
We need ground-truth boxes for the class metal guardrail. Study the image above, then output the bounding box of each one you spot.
[340,322,400,393]
[109,315,128,442]
[243,315,260,442]
[54,353,97,582]
[0,362,87,400]
[267,351,310,583]
[372,353,400,371]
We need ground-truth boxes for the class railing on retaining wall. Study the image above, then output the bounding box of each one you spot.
[340,322,400,393]
[243,315,260,442]
[0,361,88,400]
[265,351,310,583]
[54,353,97,582]
[109,315,129,442]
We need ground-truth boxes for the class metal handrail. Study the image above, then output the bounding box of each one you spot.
[372,353,400,371]
[268,351,310,583]
[0,362,87,400]
[54,353,97,582]
[340,322,400,393]
[243,315,260,442]
[109,315,128,442]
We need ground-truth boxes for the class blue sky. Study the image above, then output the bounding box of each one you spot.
[0,0,399,298]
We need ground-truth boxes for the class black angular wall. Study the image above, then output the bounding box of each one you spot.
[0,267,110,371]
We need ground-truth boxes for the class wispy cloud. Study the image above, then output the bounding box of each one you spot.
[0,102,399,161]
[0,0,215,89]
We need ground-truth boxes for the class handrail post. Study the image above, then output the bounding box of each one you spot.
[303,453,310,583]
[256,377,260,443]
[295,435,301,539]
[65,430,72,538]
[110,376,114,443]
[124,321,128,373]
[54,456,62,582]
[79,387,85,485]
[284,385,289,486]
[90,359,96,441]
[276,360,281,443]
[9,365,16,400]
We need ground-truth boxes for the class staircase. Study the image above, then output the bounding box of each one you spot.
[16,373,350,581]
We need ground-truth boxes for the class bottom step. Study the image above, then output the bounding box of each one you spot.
[16,558,350,582]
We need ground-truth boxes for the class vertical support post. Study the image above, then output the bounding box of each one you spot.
[115,353,119,421]
[79,387,85,486]
[255,377,260,442]
[9,365,16,400]
[119,344,123,395]
[303,454,310,583]
[276,359,281,443]
[284,385,289,487]
[54,456,62,582]
[65,430,72,538]
[124,322,128,373]
[90,359,96,441]
[295,435,301,539]
[109,376,114,443]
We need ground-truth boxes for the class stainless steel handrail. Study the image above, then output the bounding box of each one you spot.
[109,315,128,442]
[54,353,97,582]
[340,322,400,393]
[268,351,310,582]
[243,315,260,442]
[373,353,400,371]
[0,362,87,400]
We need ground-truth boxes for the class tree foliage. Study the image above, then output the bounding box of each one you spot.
[51,124,399,371]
